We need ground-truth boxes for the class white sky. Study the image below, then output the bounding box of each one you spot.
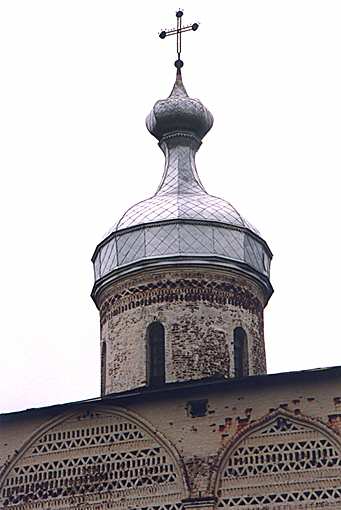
[1,1,341,414]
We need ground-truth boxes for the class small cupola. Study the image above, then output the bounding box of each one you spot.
[146,68,213,142]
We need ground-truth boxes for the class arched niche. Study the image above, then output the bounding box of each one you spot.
[212,408,341,509]
[0,406,188,509]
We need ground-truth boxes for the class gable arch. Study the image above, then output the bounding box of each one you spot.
[212,408,341,508]
[0,405,188,509]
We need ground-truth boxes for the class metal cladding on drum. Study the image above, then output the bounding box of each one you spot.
[92,70,273,301]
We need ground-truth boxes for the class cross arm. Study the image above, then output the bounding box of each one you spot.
[159,23,199,39]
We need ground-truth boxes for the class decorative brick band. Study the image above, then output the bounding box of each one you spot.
[100,277,263,326]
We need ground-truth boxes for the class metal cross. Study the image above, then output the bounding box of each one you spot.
[159,10,199,69]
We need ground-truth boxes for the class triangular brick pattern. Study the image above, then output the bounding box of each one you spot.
[218,415,341,508]
[0,410,184,509]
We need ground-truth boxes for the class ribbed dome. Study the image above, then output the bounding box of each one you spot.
[92,70,272,299]
[146,69,213,141]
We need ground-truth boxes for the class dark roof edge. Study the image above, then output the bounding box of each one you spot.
[2,365,341,419]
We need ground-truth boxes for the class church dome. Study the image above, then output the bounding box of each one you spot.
[146,69,213,141]
[92,70,272,300]
[114,193,258,232]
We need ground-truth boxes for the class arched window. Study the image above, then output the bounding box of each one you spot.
[101,341,107,396]
[234,327,248,377]
[147,322,165,387]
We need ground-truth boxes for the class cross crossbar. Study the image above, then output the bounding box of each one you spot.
[159,10,199,69]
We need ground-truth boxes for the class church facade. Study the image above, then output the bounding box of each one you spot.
[1,58,341,510]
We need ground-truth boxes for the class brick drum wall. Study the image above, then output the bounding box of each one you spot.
[98,268,267,395]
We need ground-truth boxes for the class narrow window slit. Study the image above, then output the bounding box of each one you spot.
[147,322,165,387]
[234,327,249,377]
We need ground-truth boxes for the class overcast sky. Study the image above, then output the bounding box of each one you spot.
[1,1,341,413]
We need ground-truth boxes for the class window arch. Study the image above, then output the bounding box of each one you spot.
[147,322,165,387]
[101,341,107,396]
[233,327,248,377]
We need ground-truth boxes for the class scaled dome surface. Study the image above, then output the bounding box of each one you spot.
[92,70,272,299]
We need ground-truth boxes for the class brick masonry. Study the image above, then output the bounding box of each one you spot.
[97,267,267,395]
[1,372,341,509]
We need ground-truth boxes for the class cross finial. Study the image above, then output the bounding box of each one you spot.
[159,9,199,69]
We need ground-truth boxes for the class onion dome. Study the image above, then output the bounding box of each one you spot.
[146,69,213,142]
[92,70,272,303]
